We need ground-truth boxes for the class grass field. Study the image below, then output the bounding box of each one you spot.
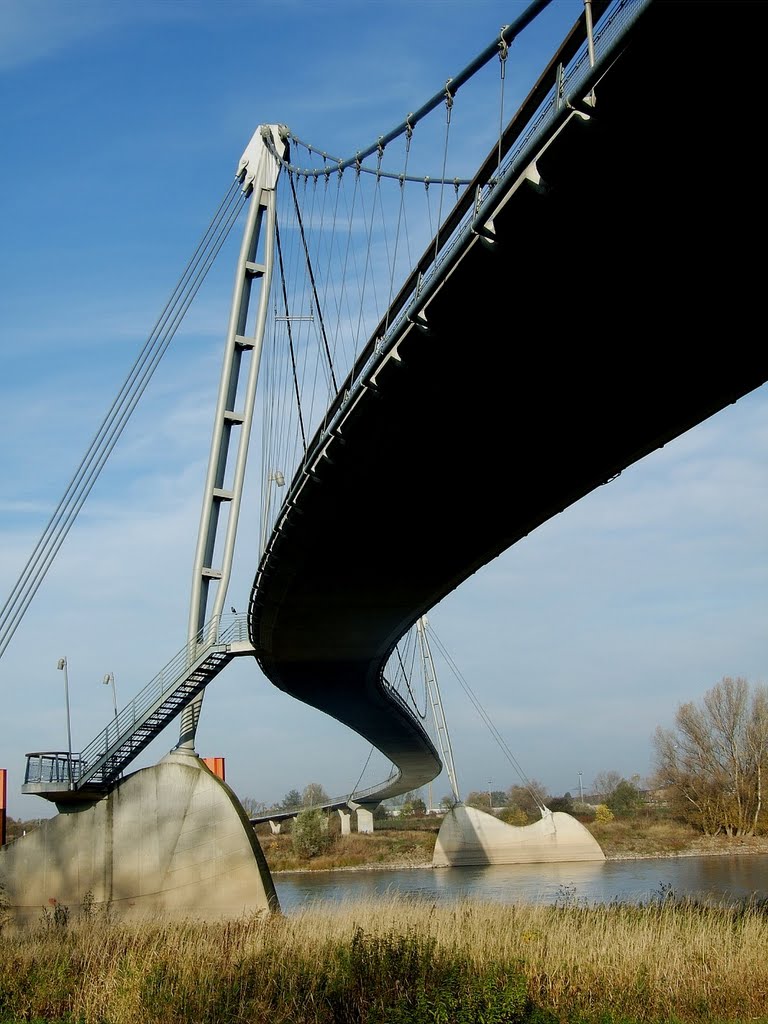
[2,891,768,1023]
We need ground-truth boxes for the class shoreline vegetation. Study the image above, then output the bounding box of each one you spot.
[257,817,768,875]
[2,819,767,1023]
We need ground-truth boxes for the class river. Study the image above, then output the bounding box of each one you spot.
[274,854,768,913]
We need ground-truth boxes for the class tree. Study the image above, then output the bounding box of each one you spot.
[302,782,330,807]
[291,809,330,858]
[591,770,623,804]
[497,805,529,826]
[548,792,574,814]
[240,797,268,818]
[466,790,493,809]
[506,780,549,818]
[280,789,303,811]
[401,797,427,817]
[607,779,643,818]
[653,676,768,836]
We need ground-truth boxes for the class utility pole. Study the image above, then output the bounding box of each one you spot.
[578,771,584,803]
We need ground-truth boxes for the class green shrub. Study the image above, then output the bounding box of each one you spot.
[291,809,331,858]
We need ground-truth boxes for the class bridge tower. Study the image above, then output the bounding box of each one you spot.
[178,125,286,753]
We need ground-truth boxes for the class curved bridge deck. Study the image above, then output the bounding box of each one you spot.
[249,0,768,799]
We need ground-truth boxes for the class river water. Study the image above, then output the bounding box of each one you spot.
[274,854,768,914]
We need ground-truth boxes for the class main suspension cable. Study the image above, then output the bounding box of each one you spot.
[0,180,247,661]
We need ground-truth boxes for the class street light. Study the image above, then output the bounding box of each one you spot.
[261,469,285,554]
[578,771,584,803]
[57,657,73,785]
[103,672,118,719]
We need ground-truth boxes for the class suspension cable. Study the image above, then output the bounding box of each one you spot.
[274,214,308,454]
[265,0,554,178]
[425,623,548,814]
[497,30,509,174]
[384,122,414,333]
[286,170,338,394]
[432,81,455,262]
[349,744,376,797]
[0,180,247,661]
[395,644,427,720]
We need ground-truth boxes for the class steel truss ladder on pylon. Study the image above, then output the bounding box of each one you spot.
[178,124,287,751]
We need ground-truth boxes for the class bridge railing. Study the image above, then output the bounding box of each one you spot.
[26,614,250,788]
[23,752,84,787]
[379,0,647,377]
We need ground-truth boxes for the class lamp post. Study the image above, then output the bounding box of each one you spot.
[261,469,285,554]
[57,657,73,785]
[103,672,118,719]
[578,771,584,803]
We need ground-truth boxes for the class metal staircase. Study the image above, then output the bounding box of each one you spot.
[23,614,253,803]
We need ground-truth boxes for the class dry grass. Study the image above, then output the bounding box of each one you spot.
[2,894,768,1022]
[587,819,696,858]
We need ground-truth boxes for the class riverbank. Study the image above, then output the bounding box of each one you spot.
[257,818,768,873]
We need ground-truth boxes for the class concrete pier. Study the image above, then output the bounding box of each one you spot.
[0,751,278,925]
[433,805,605,867]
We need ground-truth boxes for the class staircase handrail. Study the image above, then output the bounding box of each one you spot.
[76,613,249,777]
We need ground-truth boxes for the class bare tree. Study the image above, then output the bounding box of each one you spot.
[653,676,768,836]
[506,779,549,817]
[240,797,269,818]
[591,770,623,803]
[746,687,768,833]
[302,782,330,807]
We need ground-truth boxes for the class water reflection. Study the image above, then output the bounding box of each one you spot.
[274,854,768,913]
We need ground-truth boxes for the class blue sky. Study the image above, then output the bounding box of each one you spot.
[1,0,766,822]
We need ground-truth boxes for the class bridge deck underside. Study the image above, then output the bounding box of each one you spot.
[249,0,768,798]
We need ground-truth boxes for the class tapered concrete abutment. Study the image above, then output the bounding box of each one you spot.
[433,805,605,867]
[0,751,278,925]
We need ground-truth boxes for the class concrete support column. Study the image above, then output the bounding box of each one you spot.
[337,808,351,835]
[356,807,374,834]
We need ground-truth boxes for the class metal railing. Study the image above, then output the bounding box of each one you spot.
[25,614,250,789]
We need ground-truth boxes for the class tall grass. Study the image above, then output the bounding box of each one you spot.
[2,892,768,1023]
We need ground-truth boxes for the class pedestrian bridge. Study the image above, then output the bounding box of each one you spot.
[4,0,768,920]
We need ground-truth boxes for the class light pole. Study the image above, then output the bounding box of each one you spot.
[578,771,584,803]
[487,777,494,810]
[261,469,285,554]
[57,657,73,785]
[103,672,118,719]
